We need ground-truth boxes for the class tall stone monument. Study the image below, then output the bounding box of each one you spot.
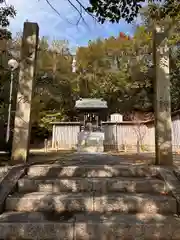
[11,22,39,163]
[153,25,172,165]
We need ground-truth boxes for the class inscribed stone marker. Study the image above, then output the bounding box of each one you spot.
[11,22,39,163]
[153,26,172,165]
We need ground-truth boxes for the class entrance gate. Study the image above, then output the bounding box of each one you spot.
[75,98,107,153]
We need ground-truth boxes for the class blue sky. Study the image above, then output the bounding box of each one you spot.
[6,0,135,51]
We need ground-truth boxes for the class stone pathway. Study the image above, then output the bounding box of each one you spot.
[29,151,154,165]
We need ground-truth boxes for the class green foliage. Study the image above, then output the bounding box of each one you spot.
[87,0,180,23]
[0,0,16,40]
[170,47,180,111]
[30,32,154,133]
[87,0,144,23]
[28,38,79,137]
[0,0,16,27]
[76,30,153,113]
[0,0,16,127]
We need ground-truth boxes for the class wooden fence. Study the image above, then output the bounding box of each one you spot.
[51,112,180,152]
[52,122,81,150]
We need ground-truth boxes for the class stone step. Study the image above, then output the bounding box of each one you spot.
[18,176,168,194]
[27,164,158,178]
[0,211,180,239]
[5,192,176,214]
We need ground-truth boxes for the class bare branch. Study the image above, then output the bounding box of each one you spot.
[45,0,99,28]
[45,0,76,25]
[66,0,89,27]
[74,0,97,22]
[76,5,83,25]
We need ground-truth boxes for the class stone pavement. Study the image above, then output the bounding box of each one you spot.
[28,151,154,165]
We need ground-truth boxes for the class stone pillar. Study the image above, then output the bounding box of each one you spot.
[11,22,39,163]
[153,26,173,165]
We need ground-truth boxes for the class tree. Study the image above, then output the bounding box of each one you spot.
[0,1,17,115]
[0,0,18,128]
[0,0,16,40]
[48,0,178,25]
[29,38,80,141]
[75,28,155,116]
[86,0,180,23]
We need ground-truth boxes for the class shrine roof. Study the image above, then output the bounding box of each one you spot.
[75,98,108,109]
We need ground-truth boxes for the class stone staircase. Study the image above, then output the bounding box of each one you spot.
[0,162,180,239]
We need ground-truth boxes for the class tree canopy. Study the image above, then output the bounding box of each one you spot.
[86,0,180,23]
[0,0,16,40]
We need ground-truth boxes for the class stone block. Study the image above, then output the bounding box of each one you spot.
[1,211,180,239]
[92,177,167,193]
[5,192,94,212]
[28,165,81,177]
[18,177,93,193]
[77,131,104,153]
[0,222,73,239]
[93,193,177,214]
[106,178,167,193]
[74,213,180,240]
[27,165,158,178]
